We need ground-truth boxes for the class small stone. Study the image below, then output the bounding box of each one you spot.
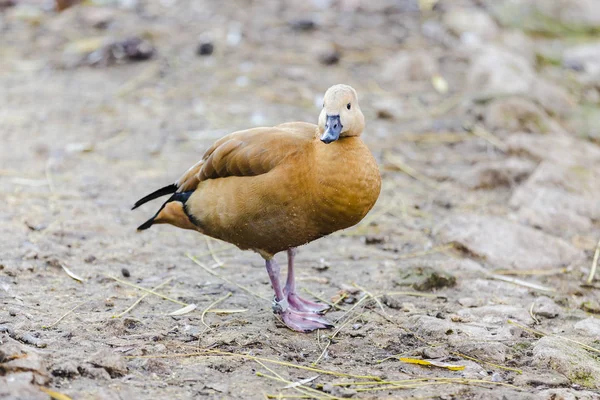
[443,8,499,41]
[84,255,96,263]
[491,372,503,382]
[514,372,570,388]
[121,268,130,278]
[197,41,214,56]
[458,297,476,308]
[533,296,561,319]
[318,45,340,66]
[381,295,402,309]
[51,360,80,378]
[382,51,437,82]
[421,347,448,359]
[574,317,600,337]
[87,349,128,378]
[402,302,416,313]
[290,18,316,32]
[312,258,329,271]
[364,235,385,245]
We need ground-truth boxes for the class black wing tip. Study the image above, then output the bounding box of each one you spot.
[137,217,155,231]
[132,183,177,210]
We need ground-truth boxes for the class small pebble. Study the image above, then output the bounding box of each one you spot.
[197,41,214,56]
[319,48,340,65]
[121,268,130,278]
[290,19,316,32]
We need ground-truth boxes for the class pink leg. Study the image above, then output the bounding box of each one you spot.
[265,257,333,332]
[284,248,331,314]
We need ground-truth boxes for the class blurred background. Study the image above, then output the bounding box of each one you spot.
[2,0,600,398]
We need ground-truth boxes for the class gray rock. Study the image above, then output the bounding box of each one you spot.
[457,305,531,325]
[533,336,600,389]
[510,161,600,236]
[443,8,499,41]
[456,157,536,189]
[421,346,448,359]
[467,46,534,98]
[507,133,600,166]
[435,214,583,271]
[513,372,570,387]
[537,388,600,400]
[382,51,438,82]
[533,296,561,319]
[87,349,128,378]
[454,341,509,363]
[574,317,600,337]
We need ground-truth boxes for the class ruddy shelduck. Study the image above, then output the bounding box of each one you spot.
[133,84,381,332]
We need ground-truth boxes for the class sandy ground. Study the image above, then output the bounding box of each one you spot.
[2,0,600,399]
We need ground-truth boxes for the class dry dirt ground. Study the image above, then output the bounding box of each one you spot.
[2,0,600,399]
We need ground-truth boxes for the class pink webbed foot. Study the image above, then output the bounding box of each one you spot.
[273,299,334,333]
[286,292,331,314]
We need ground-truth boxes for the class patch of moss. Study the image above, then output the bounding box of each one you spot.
[395,266,457,292]
[569,370,596,389]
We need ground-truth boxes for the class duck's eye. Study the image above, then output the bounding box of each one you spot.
[347,103,351,110]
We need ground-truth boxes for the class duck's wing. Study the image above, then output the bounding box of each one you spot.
[176,125,314,192]
[133,125,315,211]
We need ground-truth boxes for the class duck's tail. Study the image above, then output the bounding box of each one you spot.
[132,184,177,210]
[134,189,196,231]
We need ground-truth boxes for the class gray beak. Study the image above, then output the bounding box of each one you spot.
[320,115,342,144]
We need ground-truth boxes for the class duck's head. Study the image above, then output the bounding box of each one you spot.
[318,84,365,144]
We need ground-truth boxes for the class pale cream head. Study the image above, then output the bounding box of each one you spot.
[318,84,365,143]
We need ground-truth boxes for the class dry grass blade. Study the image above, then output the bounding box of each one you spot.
[106,275,186,305]
[450,352,523,374]
[494,268,567,276]
[114,278,174,318]
[186,253,269,302]
[385,154,439,189]
[205,308,247,314]
[61,263,84,282]
[471,124,508,152]
[128,349,382,381]
[353,283,386,315]
[377,291,440,299]
[487,273,556,293]
[205,237,225,268]
[396,244,455,260]
[257,372,335,400]
[586,238,600,284]
[313,294,371,366]
[201,292,232,331]
[39,387,73,400]
[255,360,335,399]
[529,302,540,324]
[169,303,197,316]
[43,300,90,329]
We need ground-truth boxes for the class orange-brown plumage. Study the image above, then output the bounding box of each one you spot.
[134,84,381,332]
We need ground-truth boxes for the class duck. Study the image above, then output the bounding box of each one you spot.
[133,84,381,332]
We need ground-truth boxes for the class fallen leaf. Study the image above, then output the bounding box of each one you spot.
[399,357,465,371]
